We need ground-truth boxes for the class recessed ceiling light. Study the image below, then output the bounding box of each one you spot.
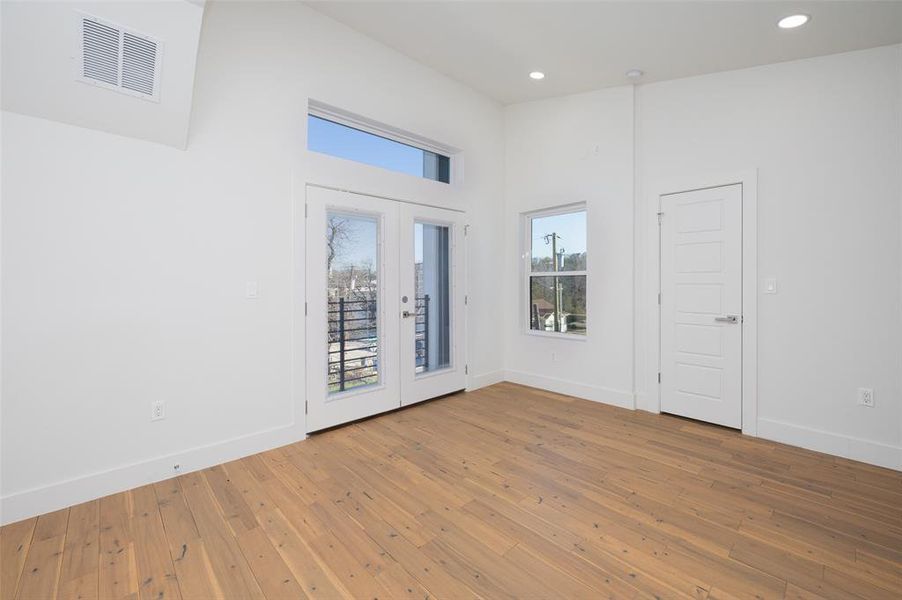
[778,14,810,29]
[625,69,644,80]
[529,71,545,80]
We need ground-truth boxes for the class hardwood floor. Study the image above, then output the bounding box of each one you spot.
[3,382,901,599]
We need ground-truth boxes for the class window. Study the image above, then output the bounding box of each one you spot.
[525,207,587,336]
[307,113,450,183]
[415,222,452,373]
[327,212,381,393]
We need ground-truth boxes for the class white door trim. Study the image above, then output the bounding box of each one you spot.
[643,170,758,436]
[306,182,467,214]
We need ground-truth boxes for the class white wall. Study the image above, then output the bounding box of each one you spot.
[1,0,204,148]
[1,1,505,524]
[638,45,902,468]
[503,45,901,470]
[502,88,636,407]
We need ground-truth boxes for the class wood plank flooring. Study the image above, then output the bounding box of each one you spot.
[3,382,901,599]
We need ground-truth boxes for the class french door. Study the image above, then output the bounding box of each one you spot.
[399,203,467,406]
[305,187,466,432]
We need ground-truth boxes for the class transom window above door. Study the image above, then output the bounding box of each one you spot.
[524,206,587,337]
[307,101,452,183]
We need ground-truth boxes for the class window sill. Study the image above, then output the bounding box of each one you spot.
[524,330,588,342]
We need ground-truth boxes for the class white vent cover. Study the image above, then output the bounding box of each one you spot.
[77,13,162,102]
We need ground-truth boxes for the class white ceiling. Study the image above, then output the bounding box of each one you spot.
[308,1,902,104]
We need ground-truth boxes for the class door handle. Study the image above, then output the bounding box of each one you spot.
[714,315,739,324]
[402,310,414,318]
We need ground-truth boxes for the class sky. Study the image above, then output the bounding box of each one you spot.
[330,215,377,271]
[330,219,432,271]
[531,211,587,264]
[308,115,425,178]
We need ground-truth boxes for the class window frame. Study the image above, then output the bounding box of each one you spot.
[522,204,588,340]
[308,100,457,185]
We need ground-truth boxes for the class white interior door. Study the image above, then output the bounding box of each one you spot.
[399,204,467,405]
[306,187,400,432]
[660,184,742,428]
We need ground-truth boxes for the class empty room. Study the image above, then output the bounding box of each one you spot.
[1,1,901,598]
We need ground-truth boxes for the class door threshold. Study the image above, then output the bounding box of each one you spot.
[660,411,741,432]
[308,388,466,435]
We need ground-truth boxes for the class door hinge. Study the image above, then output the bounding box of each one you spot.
[305,203,308,218]
[657,292,662,305]
[464,224,470,237]
[464,295,469,305]
[305,401,308,415]
[305,302,308,316]
[465,364,469,375]
[657,212,664,224]
[657,372,662,384]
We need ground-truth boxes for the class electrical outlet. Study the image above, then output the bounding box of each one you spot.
[151,401,166,421]
[857,388,874,408]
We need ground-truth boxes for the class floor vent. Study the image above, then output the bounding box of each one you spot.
[77,13,162,102]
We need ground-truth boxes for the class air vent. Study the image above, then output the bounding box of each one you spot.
[82,18,119,86]
[77,14,162,102]
[121,33,158,96]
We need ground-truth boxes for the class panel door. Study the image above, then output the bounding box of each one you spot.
[661,184,742,428]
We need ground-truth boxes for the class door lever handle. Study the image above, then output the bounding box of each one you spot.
[714,315,739,324]
[402,310,414,318]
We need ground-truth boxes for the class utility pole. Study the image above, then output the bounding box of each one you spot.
[544,232,564,332]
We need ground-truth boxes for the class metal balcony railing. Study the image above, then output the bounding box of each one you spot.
[328,295,429,393]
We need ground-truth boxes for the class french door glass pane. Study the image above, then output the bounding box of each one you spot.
[415,222,451,373]
[327,212,380,393]
[529,275,587,335]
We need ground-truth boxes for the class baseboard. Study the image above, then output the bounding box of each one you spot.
[503,370,635,410]
[467,370,505,391]
[0,422,306,525]
[9,394,896,526]
[757,418,902,471]
[634,391,653,413]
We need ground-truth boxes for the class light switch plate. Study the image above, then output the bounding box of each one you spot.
[763,278,777,294]
[246,281,259,299]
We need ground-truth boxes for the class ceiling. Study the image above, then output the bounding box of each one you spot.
[308,1,902,104]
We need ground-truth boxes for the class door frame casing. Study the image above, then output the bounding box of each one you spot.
[642,170,758,436]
